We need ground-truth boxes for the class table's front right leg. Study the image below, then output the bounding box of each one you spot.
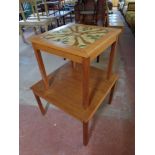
[82,58,90,109]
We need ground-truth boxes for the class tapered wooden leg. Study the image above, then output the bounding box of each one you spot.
[83,122,89,146]
[82,58,90,109]
[32,45,49,89]
[107,41,117,79]
[33,92,49,115]
[108,82,116,104]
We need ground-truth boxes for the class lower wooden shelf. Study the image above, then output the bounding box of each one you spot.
[31,62,118,122]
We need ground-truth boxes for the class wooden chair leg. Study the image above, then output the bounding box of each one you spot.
[108,82,116,104]
[96,55,100,63]
[83,122,89,146]
[33,92,49,115]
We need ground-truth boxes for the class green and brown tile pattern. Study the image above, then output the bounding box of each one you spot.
[42,25,109,48]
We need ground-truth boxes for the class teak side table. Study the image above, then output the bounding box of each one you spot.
[30,23,121,146]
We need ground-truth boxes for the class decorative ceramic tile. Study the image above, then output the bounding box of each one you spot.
[42,25,109,48]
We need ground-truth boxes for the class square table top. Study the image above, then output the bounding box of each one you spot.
[30,23,121,61]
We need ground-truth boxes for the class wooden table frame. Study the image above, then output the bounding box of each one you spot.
[30,23,121,146]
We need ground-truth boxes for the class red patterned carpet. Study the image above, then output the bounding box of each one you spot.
[19,10,135,155]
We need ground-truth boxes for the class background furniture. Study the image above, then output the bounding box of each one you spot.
[74,0,107,26]
[112,0,118,6]
[19,0,55,43]
[125,2,135,32]
[118,0,135,33]
[107,0,113,13]
[118,0,135,15]
[30,23,121,146]
[19,0,74,42]
[74,0,97,25]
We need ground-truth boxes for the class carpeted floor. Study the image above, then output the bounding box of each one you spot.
[19,10,135,155]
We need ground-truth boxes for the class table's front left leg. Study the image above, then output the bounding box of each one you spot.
[32,44,49,89]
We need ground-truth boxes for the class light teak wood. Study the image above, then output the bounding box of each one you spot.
[107,40,117,80]
[82,58,90,109]
[32,44,49,89]
[83,122,89,146]
[30,23,121,63]
[31,63,118,122]
[30,24,121,146]
[33,92,46,115]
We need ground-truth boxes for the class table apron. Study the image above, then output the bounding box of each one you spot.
[32,43,83,63]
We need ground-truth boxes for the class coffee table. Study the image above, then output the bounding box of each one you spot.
[30,23,121,145]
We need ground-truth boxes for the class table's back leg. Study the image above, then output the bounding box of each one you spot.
[83,121,89,146]
[107,40,118,79]
[82,58,90,145]
[108,82,117,104]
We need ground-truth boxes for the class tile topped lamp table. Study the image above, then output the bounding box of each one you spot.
[30,23,121,146]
